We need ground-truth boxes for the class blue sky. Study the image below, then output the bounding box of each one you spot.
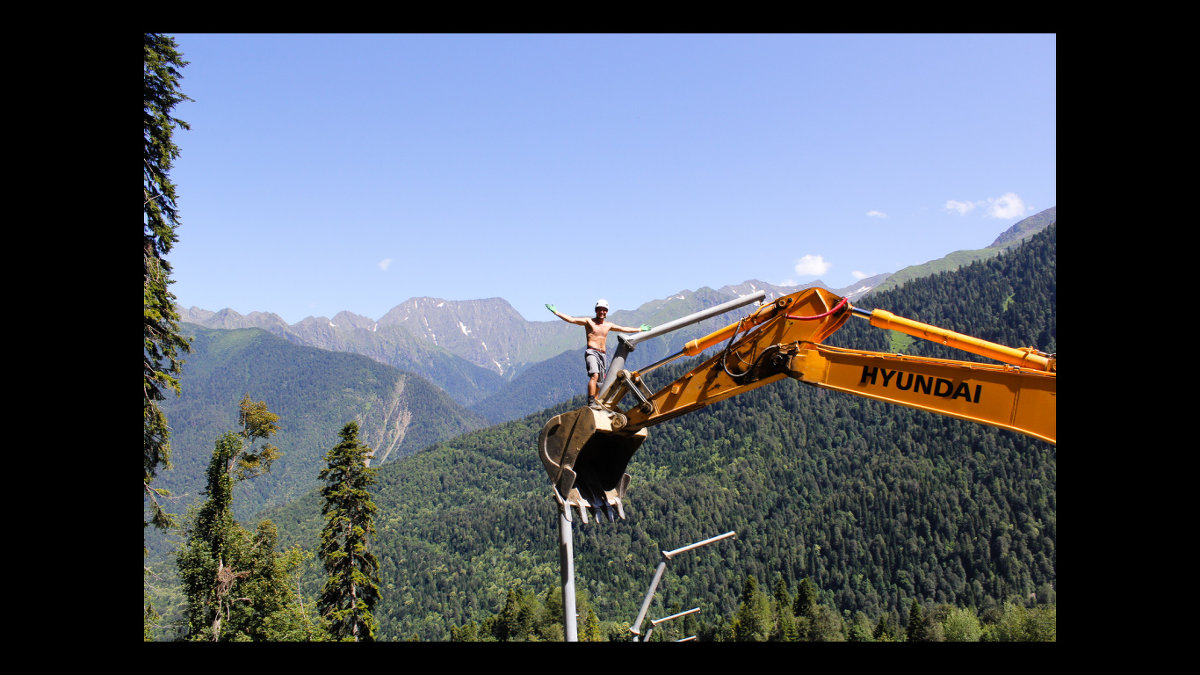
[168,34,1055,325]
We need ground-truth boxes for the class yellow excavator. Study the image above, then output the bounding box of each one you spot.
[538,287,1056,523]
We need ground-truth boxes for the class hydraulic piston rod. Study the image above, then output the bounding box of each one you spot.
[597,291,766,401]
[851,306,1056,372]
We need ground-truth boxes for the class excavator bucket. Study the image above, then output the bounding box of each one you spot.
[538,406,647,523]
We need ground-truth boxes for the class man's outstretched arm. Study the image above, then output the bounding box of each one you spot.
[611,322,652,333]
[546,303,587,326]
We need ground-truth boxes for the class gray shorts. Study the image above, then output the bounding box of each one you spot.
[585,348,606,378]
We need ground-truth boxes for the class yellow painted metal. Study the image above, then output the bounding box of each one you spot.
[681,297,784,356]
[868,309,1056,373]
[786,344,1056,444]
[621,287,852,430]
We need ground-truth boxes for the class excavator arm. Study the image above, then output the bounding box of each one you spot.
[539,287,1056,522]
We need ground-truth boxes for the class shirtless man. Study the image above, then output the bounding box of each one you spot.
[547,299,649,408]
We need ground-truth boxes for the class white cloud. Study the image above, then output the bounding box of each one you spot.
[794,254,832,277]
[866,210,888,219]
[852,270,868,280]
[985,192,1030,219]
[945,199,978,215]
[378,258,393,271]
[945,193,1031,219]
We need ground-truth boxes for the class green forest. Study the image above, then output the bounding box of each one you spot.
[145,221,1056,642]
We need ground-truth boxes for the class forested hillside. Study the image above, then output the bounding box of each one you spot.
[152,326,490,536]
[260,223,1056,640]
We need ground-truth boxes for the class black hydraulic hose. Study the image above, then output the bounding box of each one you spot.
[719,315,753,379]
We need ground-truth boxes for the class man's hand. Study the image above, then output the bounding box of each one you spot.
[640,324,651,332]
[546,303,557,314]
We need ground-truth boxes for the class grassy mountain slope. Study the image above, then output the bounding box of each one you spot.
[867,206,1055,297]
[263,223,1056,640]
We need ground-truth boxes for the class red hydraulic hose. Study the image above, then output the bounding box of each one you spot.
[785,296,848,321]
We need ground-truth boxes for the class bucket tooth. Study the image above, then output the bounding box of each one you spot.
[539,406,647,523]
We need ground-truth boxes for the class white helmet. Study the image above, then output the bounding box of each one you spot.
[595,298,609,310]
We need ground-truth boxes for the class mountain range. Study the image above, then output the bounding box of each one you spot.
[178,206,1054,424]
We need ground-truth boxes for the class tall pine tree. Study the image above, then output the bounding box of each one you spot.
[319,422,381,641]
[144,33,192,533]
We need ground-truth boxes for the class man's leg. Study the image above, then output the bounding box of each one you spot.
[586,350,603,406]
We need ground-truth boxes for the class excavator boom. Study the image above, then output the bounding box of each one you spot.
[539,287,1056,521]
[784,343,1056,444]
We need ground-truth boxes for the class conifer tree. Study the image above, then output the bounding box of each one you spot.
[583,606,603,642]
[491,587,542,641]
[847,612,876,642]
[144,33,192,533]
[177,397,289,641]
[873,612,899,642]
[730,575,773,642]
[450,621,480,642]
[771,575,798,641]
[906,599,929,642]
[318,422,382,641]
[793,577,819,619]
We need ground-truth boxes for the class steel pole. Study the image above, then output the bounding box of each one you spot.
[663,531,738,559]
[559,510,578,642]
[627,291,767,349]
[644,607,701,642]
[630,531,737,641]
[630,560,667,641]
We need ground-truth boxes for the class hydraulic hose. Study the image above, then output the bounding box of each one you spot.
[786,296,848,321]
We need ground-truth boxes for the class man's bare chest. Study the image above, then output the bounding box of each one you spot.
[585,319,613,338]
